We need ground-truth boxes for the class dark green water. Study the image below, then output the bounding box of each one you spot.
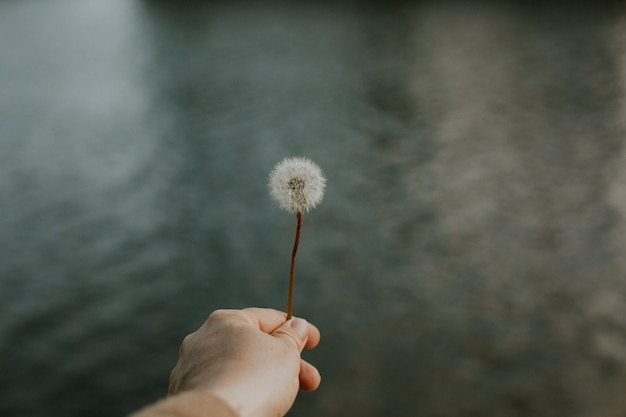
[2,1,626,416]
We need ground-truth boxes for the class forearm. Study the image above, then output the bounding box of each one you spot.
[130,390,238,417]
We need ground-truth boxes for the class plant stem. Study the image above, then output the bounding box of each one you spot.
[287,210,302,320]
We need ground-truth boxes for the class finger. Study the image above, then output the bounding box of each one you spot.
[241,307,290,332]
[299,359,321,392]
[243,308,321,345]
[271,317,310,351]
[205,308,284,333]
[303,322,320,350]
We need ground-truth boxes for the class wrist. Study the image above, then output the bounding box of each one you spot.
[131,389,239,417]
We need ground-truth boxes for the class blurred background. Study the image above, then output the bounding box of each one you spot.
[2,0,626,416]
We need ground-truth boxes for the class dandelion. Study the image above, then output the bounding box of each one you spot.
[269,157,326,319]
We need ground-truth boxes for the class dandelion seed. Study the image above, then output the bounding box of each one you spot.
[269,157,326,214]
[268,157,325,319]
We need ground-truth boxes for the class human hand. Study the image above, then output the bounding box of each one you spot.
[168,308,321,417]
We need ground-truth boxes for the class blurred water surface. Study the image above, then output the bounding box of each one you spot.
[3,1,626,416]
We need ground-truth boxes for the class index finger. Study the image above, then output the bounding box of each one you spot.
[241,307,289,332]
[242,307,320,349]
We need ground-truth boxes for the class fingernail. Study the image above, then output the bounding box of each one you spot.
[289,318,309,341]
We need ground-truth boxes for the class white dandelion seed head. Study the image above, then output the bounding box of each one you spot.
[268,157,326,214]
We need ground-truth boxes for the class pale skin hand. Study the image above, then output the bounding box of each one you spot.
[168,308,321,417]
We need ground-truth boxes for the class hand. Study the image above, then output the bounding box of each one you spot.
[168,308,321,417]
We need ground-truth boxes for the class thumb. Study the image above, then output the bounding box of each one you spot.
[272,318,309,352]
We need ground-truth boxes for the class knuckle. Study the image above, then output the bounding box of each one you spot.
[178,333,194,356]
[168,367,178,394]
[207,309,236,323]
[206,309,252,327]
[274,328,304,351]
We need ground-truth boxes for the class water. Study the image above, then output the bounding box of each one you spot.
[2,1,626,416]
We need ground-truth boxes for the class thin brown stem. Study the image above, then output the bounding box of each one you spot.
[287,210,302,320]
